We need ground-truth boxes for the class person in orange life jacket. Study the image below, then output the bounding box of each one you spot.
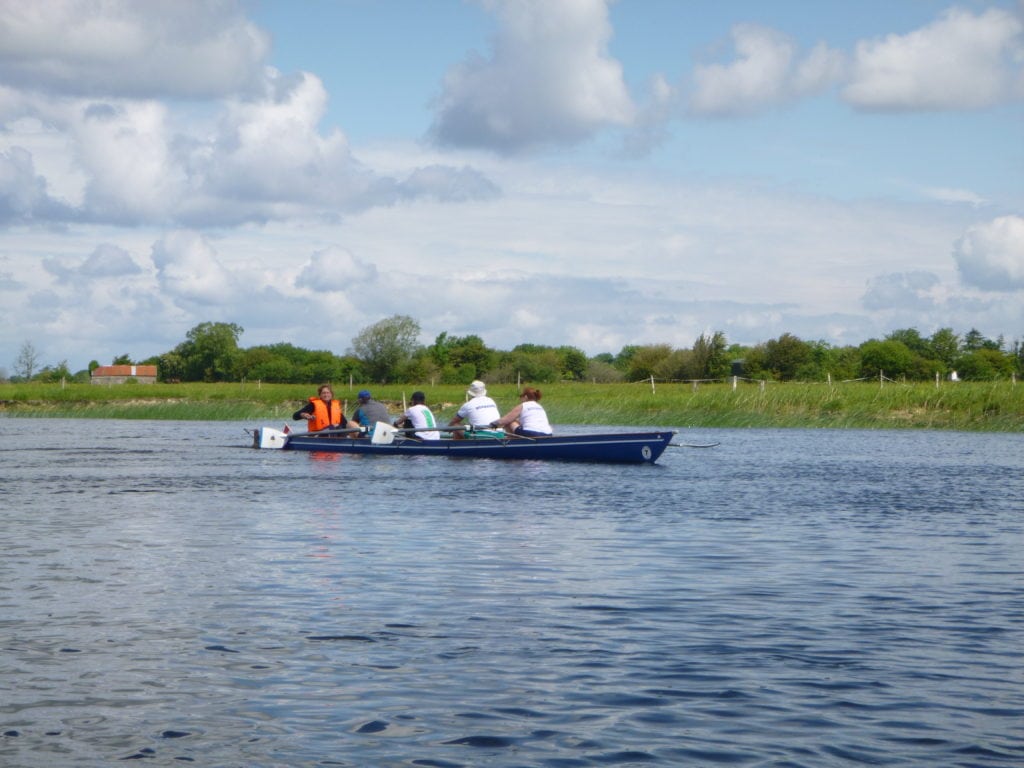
[292,384,350,433]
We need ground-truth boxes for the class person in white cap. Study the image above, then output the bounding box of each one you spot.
[448,380,502,439]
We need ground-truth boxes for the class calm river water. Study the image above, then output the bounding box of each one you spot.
[1,418,1022,767]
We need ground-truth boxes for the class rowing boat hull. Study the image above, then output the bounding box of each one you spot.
[254,429,675,464]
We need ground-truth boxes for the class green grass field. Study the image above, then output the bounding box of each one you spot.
[1,379,1021,431]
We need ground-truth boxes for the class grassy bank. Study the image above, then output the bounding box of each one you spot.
[1,379,1022,431]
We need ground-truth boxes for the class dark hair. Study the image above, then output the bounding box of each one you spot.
[521,387,542,401]
[411,391,426,403]
[318,383,333,396]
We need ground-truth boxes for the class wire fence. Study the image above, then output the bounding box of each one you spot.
[624,371,1019,392]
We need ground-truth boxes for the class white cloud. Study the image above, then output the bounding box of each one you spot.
[191,71,380,216]
[953,215,1024,290]
[622,74,677,156]
[296,247,378,293]
[399,165,501,202]
[0,141,80,223]
[73,100,180,222]
[862,271,941,311]
[690,25,844,116]
[1,70,502,228]
[431,0,633,152]
[43,242,142,283]
[844,7,1024,110]
[150,230,234,305]
[0,0,270,98]
[922,187,986,206]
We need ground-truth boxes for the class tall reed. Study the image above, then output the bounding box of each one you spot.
[1,379,1021,431]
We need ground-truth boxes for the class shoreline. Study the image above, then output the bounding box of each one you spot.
[2,378,1022,432]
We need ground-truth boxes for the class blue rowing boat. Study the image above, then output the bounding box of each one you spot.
[252,424,676,464]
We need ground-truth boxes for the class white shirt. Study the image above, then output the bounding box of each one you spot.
[519,400,552,434]
[401,403,440,440]
[456,396,501,428]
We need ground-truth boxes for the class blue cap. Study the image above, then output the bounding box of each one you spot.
[358,389,371,399]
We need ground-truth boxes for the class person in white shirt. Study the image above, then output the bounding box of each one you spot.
[449,380,502,439]
[491,387,553,437]
[395,391,440,440]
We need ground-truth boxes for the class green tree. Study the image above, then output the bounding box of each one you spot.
[498,346,561,383]
[828,345,862,381]
[692,331,729,379]
[859,339,914,379]
[351,315,421,383]
[625,344,672,381]
[654,348,693,380]
[156,351,185,382]
[614,345,641,372]
[955,348,1015,380]
[36,360,72,383]
[886,328,930,357]
[446,334,493,378]
[764,333,813,380]
[174,322,244,381]
[929,328,960,367]
[961,328,999,352]
[557,346,588,380]
[112,353,133,365]
[584,359,624,382]
[430,332,452,368]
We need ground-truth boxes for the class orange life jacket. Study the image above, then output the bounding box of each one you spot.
[308,397,342,432]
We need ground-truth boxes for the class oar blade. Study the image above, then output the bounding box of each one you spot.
[371,422,399,445]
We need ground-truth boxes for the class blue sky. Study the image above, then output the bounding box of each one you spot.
[1,0,1022,373]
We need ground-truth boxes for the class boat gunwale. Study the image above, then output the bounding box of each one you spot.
[273,429,676,464]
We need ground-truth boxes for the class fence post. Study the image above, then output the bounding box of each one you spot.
[692,380,698,393]
[650,374,656,394]
[732,375,738,391]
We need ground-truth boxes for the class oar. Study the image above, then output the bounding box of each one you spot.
[297,427,364,438]
[392,425,467,433]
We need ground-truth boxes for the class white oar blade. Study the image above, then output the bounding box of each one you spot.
[256,427,289,449]
[371,422,398,445]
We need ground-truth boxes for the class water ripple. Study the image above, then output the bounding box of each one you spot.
[1,420,1021,767]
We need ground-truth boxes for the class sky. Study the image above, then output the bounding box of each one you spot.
[1,0,1022,374]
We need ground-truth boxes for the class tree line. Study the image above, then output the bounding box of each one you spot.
[8,316,1023,385]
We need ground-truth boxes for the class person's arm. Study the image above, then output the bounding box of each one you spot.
[293,402,314,421]
[491,403,522,428]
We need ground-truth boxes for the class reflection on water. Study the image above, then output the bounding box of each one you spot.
[1,419,1022,767]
